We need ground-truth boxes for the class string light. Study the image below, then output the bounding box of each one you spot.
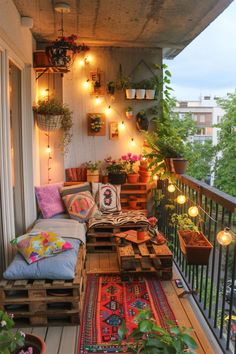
[46,145,51,154]
[40,88,49,99]
[176,194,187,204]
[167,184,176,193]
[188,206,199,217]
[95,96,102,105]
[83,79,90,89]
[119,121,125,130]
[105,105,112,115]
[153,175,158,181]
[142,157,146,161]
[217,228,233,246]
[130,138,136,146]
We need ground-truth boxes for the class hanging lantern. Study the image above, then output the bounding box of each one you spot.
[176,195,187,204]
[46,3,89,69]
[167,184,176,193]
[217,228,233,246]
[188,206,199,217]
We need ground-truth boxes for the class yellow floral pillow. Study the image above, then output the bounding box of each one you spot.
[11,231,73,264]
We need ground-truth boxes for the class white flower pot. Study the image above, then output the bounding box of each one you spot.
[125,111,134,119]
[145,89,155,99]
[125,89,136,99]
[136,89,145,99]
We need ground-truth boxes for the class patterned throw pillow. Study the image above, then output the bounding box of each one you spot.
[92,183,121,213]
[62,191,101,222]
[35,182,65,218]
[60,182,91,197]
[11,232,73,264]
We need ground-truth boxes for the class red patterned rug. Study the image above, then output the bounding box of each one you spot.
[78,274,176,353]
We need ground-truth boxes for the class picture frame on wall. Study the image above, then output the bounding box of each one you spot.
[109,122,119,140]
[87,113,106,136]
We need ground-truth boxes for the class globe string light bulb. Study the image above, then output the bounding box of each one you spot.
[130,138,136,146]
[119,121,125,130]
[153,175,158,181]
[46,145,51,154]
[95,96,102,105]
[167,184,176,193]
[217,227,233,246]
[176,194,187,204]
[105,105,112,115]
[188,206,199,217]
[83,79,90,89]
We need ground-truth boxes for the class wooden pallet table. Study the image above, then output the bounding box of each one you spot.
[116,240,173,280]
[0,245,86,326]
[120,183,149,215]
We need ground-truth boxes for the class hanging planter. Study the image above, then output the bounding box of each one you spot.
[165,158,188,174]
[178,230,213,265]
[36,114,62,132]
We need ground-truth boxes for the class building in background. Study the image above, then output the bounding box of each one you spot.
[173,95,225,145]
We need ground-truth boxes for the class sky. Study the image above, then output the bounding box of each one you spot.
[165,1,236,101]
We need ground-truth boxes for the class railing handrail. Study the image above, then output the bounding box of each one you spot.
[176,174,236,212]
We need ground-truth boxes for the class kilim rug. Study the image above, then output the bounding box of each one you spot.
[78,274,177,353]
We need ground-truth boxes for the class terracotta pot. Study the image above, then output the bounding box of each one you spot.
[126,111,134,119]
[128,196,138,209]
[165,158,188,174]
[137,230,147,240]
[14,333,46,354]
[139,175,150,183]
[127,173,139,183]
[33,51,50,67]
[108,172,126,185]
[102,175,109,184]
[139,165,148,172]
[87,169,99,182]
[178,230,213,265]
[139,170,152,177]
[140,160,148,168]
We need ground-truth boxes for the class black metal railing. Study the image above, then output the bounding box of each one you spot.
[159,175,236,354]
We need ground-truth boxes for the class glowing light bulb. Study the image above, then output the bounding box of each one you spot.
[105,105,112,115]
[83,79,90,89]
[46,145,51,153]
[188,206,199,217]
[130,138,136,146]
[153,175,158,181]
[142,157,146,161]
[217,228,233,246]
[176,194,187,204]
[40,88,49,99]
[85,55,93,63]
[79,59,85,66]
[167,184,176,193]
[119,121,125,130]
[95,96,102,105]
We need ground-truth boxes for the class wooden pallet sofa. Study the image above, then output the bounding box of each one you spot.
[0,219,87,326]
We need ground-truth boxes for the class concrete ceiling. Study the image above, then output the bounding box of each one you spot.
[13,0,233,58]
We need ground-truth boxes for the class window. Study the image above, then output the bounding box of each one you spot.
[199,115,205,123]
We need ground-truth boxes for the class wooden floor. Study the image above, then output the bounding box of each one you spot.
[18,252,222,354]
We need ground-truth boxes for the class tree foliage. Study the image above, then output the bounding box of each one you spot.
[185,140,215,182]
[214,93,236,197]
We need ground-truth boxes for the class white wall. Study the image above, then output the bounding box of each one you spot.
[63,47,162,170]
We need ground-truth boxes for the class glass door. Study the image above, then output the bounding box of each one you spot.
[9,60,25,235]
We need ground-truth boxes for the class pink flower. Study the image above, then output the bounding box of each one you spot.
[148,217,158,227]
[127,152,132,158]
[132,154,138,161]
[121,155,128,161]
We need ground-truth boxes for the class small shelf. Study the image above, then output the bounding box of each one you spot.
[34,66,69,79]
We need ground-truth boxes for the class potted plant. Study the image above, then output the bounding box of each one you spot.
[124,80,136,100]
[84,160,101,182]
[105,157,127,185]
[145,78,156,99]
[0,310,46,354]
[125,106,134,119]
[33,99,73,149]
[90,114,104,132]
[135,80,146,99]
[107,81,115,95]
[136,110,149,131]
[118,309,198,353]
[128,196,138,209]
[121,153,141,183]
[171,213,213,265]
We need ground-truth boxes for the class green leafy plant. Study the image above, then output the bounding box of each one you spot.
[84,160,101,172]
[0,310,25,354]
[105,157,126,174]
[145,78,156,90]
[33,99,73,149]
[171,213,199,232]
[118,309,198,354]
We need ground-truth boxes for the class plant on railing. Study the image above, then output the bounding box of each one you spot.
[170,213,199,232]
[118,309,198,354]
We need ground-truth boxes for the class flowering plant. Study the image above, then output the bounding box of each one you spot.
[121,153,141,173]
[105,157,125,174]
[147,216,158,228]
[0,310,25,353]
[84,160,101,172]
[90,114,104,132]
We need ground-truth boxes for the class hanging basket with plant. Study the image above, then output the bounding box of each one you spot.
[171,213,213,265]
[33,99,73,148]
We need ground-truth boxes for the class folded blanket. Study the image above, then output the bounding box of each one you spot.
[32,218,86,244]
[88,211,148,229]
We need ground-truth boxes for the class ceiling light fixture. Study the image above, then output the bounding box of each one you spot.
[46,2,89,69]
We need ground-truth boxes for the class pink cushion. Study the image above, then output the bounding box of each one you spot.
[35,182,65,218]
